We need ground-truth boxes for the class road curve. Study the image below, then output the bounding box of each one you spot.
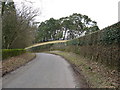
[3,53,78,88]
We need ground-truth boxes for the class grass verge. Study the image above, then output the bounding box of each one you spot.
[47,51,119,88]
[2,53,36,76]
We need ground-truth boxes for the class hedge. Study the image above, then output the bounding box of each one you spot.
[2,49,26,60]
[66,22,120,46]
[52,22,120,70]
[60,22,120,70]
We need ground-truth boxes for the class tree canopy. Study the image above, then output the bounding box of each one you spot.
[36,13,99,43]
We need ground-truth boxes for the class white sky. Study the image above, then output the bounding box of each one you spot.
[14,0,120,29]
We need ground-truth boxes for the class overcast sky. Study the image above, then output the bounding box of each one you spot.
[14,0,119,29]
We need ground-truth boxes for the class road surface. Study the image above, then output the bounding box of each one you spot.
[3,53,79,88]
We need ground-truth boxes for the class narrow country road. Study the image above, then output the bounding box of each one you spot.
[3,53,79,88]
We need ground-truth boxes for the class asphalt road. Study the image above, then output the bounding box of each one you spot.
[3,53,79,88]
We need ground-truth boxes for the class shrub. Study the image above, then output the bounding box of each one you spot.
[2,49,26,60]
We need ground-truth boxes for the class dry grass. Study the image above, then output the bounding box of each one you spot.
[48,51,119,88]
[2,53,36,76]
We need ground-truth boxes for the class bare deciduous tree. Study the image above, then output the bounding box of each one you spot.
[2,1,39,49]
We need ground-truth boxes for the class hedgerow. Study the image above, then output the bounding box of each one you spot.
[2,49,26,60]
[66,22,120,46]
[53,22,120,70]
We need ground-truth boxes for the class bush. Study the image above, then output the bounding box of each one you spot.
[2,49,26,60]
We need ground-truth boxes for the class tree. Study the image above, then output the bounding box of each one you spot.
[2,1,38,49]
[2,1,18,49]
[11,2,38,48]
[60,19,73,40]
[36,13,99,42]
[36,18,61,42]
